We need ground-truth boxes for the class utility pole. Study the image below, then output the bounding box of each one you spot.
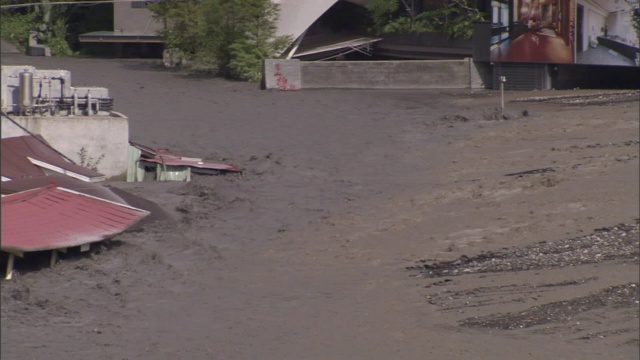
[500,76,507,115]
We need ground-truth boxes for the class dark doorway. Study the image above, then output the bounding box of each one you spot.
[577,5,584,52]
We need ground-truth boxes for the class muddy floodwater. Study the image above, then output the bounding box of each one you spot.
[1,53,639,360]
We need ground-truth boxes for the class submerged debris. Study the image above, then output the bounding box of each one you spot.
[408,220,640,278]
[514,91,640,106]
[504,167,556,177]
[459,283,639,330]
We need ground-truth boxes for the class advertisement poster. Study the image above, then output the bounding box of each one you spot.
[490,0,639,66]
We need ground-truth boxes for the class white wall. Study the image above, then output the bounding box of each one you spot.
[608,10,638,47]
[587,8,606,45]
[274,0,372,41]
[577,0,608,51]
[274,0,339,40]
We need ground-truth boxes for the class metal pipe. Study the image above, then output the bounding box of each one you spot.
[86,89,92,116]
[1,76,7,113]
[501,82,504,113]
[499,76,507,114]
[73,90,78,116]
[46,76,52,116]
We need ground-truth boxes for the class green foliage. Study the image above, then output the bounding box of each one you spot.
[628,1,640,40]
[46,16,73,56]
[366,0,485,40]
[0,10,36,52]
[366,0,399,34]
[419,0,485,39]
[2,1,110,56]
[77,147,104,171]
[30,2,74,56]
[151,0,206,57]
[149,0,291,80]
[227,0,290,80]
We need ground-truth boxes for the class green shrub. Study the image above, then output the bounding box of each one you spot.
[46,17,73,56]
[150,0,290,81]
[0,10,36,52]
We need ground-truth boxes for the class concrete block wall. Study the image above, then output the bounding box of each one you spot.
[263,59,301,90]
[300,60,474,89]
[1,112,129,179]
[470,60,493,89]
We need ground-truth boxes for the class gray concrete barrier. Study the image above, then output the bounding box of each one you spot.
[262,58,489,90]
[263,59,301,90]
[300,59,474,89]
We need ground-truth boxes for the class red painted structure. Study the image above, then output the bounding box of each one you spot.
[1,135,106,182]
[1,185,149,253]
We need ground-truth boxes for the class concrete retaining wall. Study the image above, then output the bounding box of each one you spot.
[300,59,474,89]
[1,112,129,179]
[263,59,301,90]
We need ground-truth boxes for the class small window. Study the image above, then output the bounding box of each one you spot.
[131,1,147,8]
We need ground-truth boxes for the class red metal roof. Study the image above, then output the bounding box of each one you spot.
[131,141,241,173]
[1,175,173,229]
[0,174,125,203]
[1,137,47,180]
[1,185,149,253]
[1,135,106,182]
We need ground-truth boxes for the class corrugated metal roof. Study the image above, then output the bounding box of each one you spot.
[1,135,106,182]
[293,36,382,59]
[130,141,242,173]
[1,185,149,253]
[0,175,173,229]
[1,137,47,180]
[0,174,125,203]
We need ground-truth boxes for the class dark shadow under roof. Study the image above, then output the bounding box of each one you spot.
[79,31,164,43]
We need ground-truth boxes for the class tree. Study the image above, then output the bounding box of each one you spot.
[1,0,73,56]
[227,0,291,80]
[628,0,640,43]
[33,1,73,56]
[365,0,485,40]
[0,5,36,52]
[149,0,290,80]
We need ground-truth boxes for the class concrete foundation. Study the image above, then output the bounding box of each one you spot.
[1,112,129,179]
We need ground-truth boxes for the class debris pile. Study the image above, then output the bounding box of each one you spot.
[408,220,640,278]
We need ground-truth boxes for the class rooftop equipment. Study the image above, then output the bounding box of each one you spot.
[1,66,114,116]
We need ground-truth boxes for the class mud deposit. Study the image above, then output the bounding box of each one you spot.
[410,221,639,346]
[1,54,639,360]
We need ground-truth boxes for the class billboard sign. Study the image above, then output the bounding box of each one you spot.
[489,0,640,67]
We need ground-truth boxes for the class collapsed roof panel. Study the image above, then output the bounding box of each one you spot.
[1,185,149,253]
[1,135,106,182]
[130,141,242,176]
